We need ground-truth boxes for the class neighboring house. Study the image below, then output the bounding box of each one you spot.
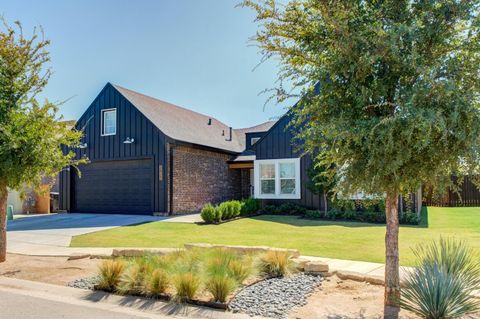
[7,185,51,215]
[59,83,328,215]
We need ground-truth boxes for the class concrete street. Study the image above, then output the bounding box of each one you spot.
[0,290,156,319]
[0,276,257,319]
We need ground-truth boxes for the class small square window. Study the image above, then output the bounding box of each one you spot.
[102,109,116,136]
[251,137,261,145]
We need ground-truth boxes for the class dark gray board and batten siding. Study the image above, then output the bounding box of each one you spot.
[254,113,325,210]
[59,83,169,214]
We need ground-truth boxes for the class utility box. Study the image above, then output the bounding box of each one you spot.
[7,205,14,221]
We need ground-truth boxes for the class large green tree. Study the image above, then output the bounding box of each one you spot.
[242,0,480,313]
[0,20,83,262]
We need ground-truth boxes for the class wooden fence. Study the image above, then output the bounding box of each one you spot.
[423,176,480,207]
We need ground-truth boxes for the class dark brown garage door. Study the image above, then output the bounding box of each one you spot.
[74,159,153,214]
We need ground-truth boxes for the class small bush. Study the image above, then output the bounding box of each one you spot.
[205,275,237,303]
[228,200,242,218]
[305,210,322,219]
[401,212,420,225]
[96,259,125,291]
[118,263,144,295]
[258,251,294,278]
[144,268,169,296]
[217,202,230,220]
[228,259,252,283]
[173,272,201,302]
[216,200,241,221]
[262,204,278,214]
[326,208,341,220]
[342,210,357,220]
[201,203,217,224]
[240,198,259,216]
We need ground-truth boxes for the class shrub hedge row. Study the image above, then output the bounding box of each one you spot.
[201,198,260,224]
[201,198,419,225]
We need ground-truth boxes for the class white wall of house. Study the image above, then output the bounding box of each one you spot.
[7,189,24,215]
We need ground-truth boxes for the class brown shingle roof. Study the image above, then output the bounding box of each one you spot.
[113,84,275,153]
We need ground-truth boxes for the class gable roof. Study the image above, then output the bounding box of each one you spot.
[112,84,275,153]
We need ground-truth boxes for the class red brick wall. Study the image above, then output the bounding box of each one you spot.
[170,145,241,213]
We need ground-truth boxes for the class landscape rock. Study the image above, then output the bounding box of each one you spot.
[291,257,309,271]
[336,271,366,282]
[67,276,99,290]
[304,261,329,273]
[229,273,323,319]
[111,248,176,257]
[185,243,300,257]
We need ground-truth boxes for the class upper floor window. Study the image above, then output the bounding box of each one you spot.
[251,137,261,145]
[254,158,301,199]
[101,109,117,136]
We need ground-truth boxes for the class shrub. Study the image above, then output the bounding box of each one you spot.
[401,212,420,225]
[240,198,259,216]
[400,238,480,318]
[228,259,252,283]
[217,202,230,220]
[326,208,341,220]
[200,203,217,224]
[258,251,294,278]
[96,259,125,291]
[262,204,278,214]
[173,272,201,302]
[304,210,322,219]
[276,203,307,215]
[205,275,237,303]
[118,263,144,295]
[144,268,169,296]
[228,200,242,218]
[341,210,357,220]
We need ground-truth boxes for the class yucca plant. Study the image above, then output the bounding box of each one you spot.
[400,238,480,319]
[173,272,201,302]
[96,259,125,291]
[144,268,169,296]
[205,274,237,303]
[258,250,294,278]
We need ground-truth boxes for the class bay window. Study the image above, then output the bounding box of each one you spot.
[254,158,301,199]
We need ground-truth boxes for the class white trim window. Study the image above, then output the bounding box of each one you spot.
[254,158,301,199]
[251,137,261,145]
[101,108,117,136]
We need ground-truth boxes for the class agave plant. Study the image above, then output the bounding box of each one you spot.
[400,238,480,319]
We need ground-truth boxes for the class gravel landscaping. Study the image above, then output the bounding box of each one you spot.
[229,273,323,318]
[67,276,99,290]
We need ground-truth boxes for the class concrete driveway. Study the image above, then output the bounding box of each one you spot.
[6,213,164,256]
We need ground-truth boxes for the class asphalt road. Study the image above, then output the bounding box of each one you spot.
[0,290,152,319]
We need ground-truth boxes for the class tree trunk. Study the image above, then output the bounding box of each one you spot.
[384,190,400,313]
[323,191,328,215]
[0,185,8,263]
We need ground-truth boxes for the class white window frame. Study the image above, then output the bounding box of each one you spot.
[101,108,117,136]
[254,158,301,199]
[251,137,261,145]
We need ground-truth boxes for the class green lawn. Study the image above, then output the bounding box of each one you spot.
[71,207,480,265]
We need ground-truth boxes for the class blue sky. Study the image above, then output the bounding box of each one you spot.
[1,0,289,128]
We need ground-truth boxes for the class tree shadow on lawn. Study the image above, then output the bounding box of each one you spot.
[249,207,429,229]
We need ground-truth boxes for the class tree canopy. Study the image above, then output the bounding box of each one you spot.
[0,19,84,262]
[242,0,480,196]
